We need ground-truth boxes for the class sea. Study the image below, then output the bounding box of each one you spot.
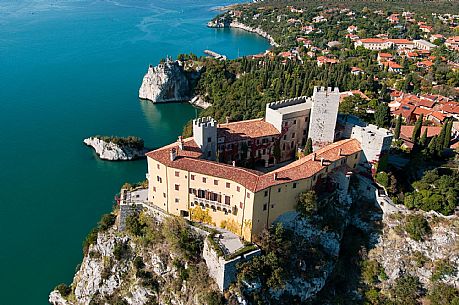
[0,1,270,303]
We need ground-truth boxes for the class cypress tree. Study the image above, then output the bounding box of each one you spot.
[394,115,402,139]
[428,135,437,155]
[375,103,390,128]
[436,122,447,155]
[305,138,313,155]
[419,128,428,147]
[411,114,423,144]
[443,120,453,149]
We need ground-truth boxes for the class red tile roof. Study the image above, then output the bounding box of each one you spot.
[413,107,432,116]
[400,126,442,140]
[217,118,280,143]
[146,137,362,193]
[429,111,446,122]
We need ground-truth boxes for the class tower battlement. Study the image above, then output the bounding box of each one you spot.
[193,116,217,128]
[267,96,311,110]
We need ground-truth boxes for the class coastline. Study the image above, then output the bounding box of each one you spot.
[228,21,279,48]
[208,20,279,48]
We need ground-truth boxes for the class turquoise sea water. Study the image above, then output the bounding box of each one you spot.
[0,1,269,303]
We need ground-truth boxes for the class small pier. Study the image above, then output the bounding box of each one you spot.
[204,50,227,61]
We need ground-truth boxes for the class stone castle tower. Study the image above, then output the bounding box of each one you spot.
[308,87,340,150]
[193,117,217,160]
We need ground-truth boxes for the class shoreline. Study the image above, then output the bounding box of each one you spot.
[208,20,279,48]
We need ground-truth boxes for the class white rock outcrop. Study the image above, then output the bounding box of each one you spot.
[139,59,191,103]
[83,137,146,161]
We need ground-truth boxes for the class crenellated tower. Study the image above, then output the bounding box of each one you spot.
[193,117,217,160]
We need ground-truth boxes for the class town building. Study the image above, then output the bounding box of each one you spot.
[413,39,437,51]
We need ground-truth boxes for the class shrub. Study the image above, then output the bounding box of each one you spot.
[404,214,431,242]
[390,274,422,305]
[55,283,71,297]
[375,172,389,188]
[428,283,459,305]
[83,228,99,256]
[98,213,116,231]
[297,191,318,217]
[113,241,129,261]
[125,213,146,237]
[133,256,145,270]
[431,259,456,282]
[202,291,225,305]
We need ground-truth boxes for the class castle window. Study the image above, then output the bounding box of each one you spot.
[157,176,162,183]
[293,183,297,189]
[247,192,251,198]
[278,187,281,193]
[175,184,180,191]
[293,119,296,124]
[263,203,267,211]
[202,177,207,183]
[175,171,179,177]
[271,204,274,208]
[226,182,230,188]
[305,117,308,122]
[303,129,306,135]
[225,196,231,205]
[214,180,219,186]
[354,153,358,159]
[153,187,156,192]
[240,202,243,209]
[175,198,179,203]
[237,186,240,192]
[283,135,287,140]
[191,174,195,180]
[284,121,288,127]
[207,137,212,143]
[264,190,268,197]
[157,164,160,169]
[163,193,166,198]
[292,133,295,139]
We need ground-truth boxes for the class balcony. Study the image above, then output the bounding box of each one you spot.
[191,197,236,215]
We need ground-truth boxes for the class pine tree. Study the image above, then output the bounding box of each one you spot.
[394,115,402,139]
[305,138,313,155]
[411,114,423,144]
[428,135,437,155]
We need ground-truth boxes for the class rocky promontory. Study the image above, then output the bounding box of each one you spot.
[139,59,192,103]
[83,136,147,161]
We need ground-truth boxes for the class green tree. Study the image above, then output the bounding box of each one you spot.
[305,138,313,155]
[419,128,428,147]
[443,120,453,149]
[428,283,459,305]
[411,114,423,145]
[391,274,422,305]
[375,103,390,128]
[394,115,402,139]
[404,214,431,242]
[297,191,318,217]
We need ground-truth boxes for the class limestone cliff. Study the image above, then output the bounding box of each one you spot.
[139,59,192,103]
[83,136,147,161]
[49,210,222,305]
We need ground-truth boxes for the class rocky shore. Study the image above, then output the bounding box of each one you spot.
[83,136,147,161]
[207,20,279,47]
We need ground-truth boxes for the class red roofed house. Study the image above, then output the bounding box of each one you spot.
[399,125,442,149]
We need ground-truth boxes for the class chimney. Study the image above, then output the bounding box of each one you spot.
[170,148,177,161]
[274,172,278,180]
[312,153,316,161]
[178,136,184,150]
[232,161,236,167]
[320,158,324,166]
[338,148,342,156]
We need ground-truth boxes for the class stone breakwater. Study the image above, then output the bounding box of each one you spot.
[83,137,147,161]
[208,20,279,47]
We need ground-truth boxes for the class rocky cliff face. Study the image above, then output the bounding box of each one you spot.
[139,59,192,103]
[83,137,147,161]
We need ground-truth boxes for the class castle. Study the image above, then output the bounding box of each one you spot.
[145,87,392,241]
